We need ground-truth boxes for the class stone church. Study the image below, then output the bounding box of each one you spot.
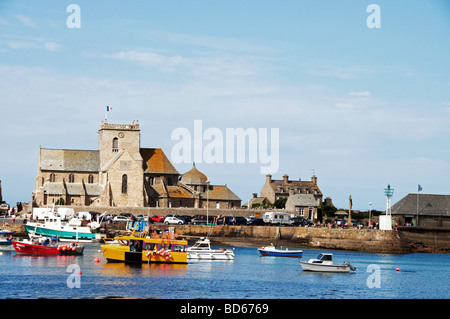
[32,120,241,209]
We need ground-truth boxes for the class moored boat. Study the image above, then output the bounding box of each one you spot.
[187,237,234,260]
[300,253,356,273]
[258,244,303,258]
[100,229,188,264]
[0,229,14,251]
[25,216,97,242]
[12,237,84,256]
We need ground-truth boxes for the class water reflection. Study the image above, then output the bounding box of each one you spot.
[101,261,187,277]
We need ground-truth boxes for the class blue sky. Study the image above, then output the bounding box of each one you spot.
[0,0,449,211]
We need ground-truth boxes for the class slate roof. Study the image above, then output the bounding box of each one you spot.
[268,179,322,195]
[201,185,241,201]
[391,194,450,217]
[40,148,100,172]
[286,194,319,208]
[140,148,179,175]
[43,182,103,196]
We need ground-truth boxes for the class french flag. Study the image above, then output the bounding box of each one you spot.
[106,105,112,111]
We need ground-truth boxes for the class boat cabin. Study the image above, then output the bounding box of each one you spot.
[312,253,333,263]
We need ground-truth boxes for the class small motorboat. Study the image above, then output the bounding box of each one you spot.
[12,237,84,256]
[187,237,234,260]
[300,253,356,273]
[0,229,14,252]
[258,244,303,258]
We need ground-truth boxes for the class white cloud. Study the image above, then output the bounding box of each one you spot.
[349,91,371,97]
[13,14,37,28]
[0,35,62,52]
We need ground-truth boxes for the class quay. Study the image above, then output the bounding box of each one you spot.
[4,218,449,254]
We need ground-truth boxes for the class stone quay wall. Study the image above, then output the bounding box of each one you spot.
[167,225,411,254]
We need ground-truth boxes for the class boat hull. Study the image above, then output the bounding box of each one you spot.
[258,248,303,258]
[100,236,188,264]
[299,262,351,273]
[187,250,235,260]
[0,241,13,251]
[25,224,95,241]
[12,241,84,255]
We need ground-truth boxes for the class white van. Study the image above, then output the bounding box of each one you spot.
[263,212,293,226]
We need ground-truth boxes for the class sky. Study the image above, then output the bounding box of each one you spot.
[0,0,449,211]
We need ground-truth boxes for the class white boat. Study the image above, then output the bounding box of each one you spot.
[187,237,235,260]
[0,229,14,251]
[25,215,99,242]
[300,253,356,273]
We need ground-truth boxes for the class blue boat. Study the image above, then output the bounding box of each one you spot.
[258,244,303,258]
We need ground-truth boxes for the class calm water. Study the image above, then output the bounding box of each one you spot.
[0,243,448,299]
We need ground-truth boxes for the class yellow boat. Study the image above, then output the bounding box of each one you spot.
[100,228,188,264]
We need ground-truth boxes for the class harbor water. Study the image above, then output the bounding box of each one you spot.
[0,243,448,299]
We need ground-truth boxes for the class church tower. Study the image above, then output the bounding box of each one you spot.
[98,120,142,170]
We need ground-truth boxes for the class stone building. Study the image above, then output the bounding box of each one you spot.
[246,173,323,219]
[391,193,450,228]
[32,120,241,208]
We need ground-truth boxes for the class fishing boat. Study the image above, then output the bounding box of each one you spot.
[187,237,234,260]
[12,237,84,256]
[100,228,188,264]
[258,243,303,258]
[300,253,356,273]
[25,215,97,242]
[0,229,14,251]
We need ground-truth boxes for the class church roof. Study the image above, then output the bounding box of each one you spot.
[40,148,100,172]
[181,164,208,185]
[140,148,179,175]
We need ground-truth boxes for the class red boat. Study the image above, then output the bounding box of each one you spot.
[12,239,84,256]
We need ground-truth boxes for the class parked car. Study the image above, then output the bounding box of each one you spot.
[336,219,347,227]
[113,215,130,222]
[216,216,234,225]
[291,216,313,227]
[232,216,248,225]
[179,215,192,224]
[164,216,185,225]
[351,220,361,227]
[247,217,265,226]
[151,215,165,223]
[191,216,207,225]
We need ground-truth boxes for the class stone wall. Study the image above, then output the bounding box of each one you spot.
[158,225,412,254]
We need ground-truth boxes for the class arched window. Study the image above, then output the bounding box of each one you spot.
[122,174,128,193]
[69,174,75,183]
[112,137,119,152]
[50,173,56,183]
[88,174,94,184]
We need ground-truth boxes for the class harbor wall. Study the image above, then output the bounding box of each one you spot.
[168,225,412,254]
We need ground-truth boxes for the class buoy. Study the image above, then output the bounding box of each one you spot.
[94,257,100,263]
[78,270,82,275]
[396,268,401,272]
[165,256,169,261]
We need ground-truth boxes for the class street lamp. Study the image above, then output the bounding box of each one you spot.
[369,202,372,229]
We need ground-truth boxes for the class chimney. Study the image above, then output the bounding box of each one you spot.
[283,174,289,184]
[266,174,272,184]
[289,187,294,196]
[312,175,317,185]
[252,193,257,198]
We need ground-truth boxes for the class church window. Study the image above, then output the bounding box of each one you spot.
[167,177,173,186]
[88,174,94,183]
[149,177,154,185]
[112,137,119,152]
[50,173,56,183]
[122,174,128,193]
[69,174,75,183]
